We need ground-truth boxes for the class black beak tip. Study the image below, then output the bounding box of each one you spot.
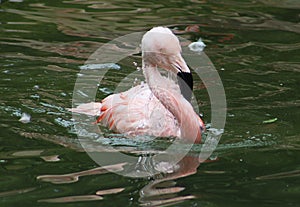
[177,71,193,102]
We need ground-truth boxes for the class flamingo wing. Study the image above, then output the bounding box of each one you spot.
[97,84,180,137]
[68,84,179,137]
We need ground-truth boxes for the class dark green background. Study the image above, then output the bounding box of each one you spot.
[0,0,299,206]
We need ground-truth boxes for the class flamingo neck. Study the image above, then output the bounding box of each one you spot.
[143,62,201,143]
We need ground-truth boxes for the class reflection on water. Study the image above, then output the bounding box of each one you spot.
[38,188,125,203]
[0,187,36,198]
[36,153,202,206]
[38,195,104,203]
[37,163,126,184]
[1,0,300,206]
[256,170,300,180]
[139,155,201,206]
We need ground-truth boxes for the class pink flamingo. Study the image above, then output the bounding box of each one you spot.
[70,27,205,143]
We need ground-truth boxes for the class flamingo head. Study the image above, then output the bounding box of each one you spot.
[142,27,193,101]
[141,27,190,74]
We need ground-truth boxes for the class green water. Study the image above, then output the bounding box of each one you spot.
[1,0,300,206]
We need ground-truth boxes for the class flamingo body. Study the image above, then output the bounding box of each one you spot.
[98,81,181,138]
[70,27,205,143]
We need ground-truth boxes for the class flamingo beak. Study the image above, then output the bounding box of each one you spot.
[171,54,190,74]
[171,55,194,102]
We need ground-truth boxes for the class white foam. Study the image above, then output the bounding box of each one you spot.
[188,38,206,52]
[19,113,31,123]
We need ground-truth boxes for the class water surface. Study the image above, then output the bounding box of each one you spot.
[0,0,300,206]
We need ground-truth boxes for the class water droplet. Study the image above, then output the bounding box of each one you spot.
[207,128,224,136]
[33,85,39,90]
[30,94,40,99]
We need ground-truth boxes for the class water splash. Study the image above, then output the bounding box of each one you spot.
[79,63,120,70]
[188,38,206,52]
[19,112,31,123]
